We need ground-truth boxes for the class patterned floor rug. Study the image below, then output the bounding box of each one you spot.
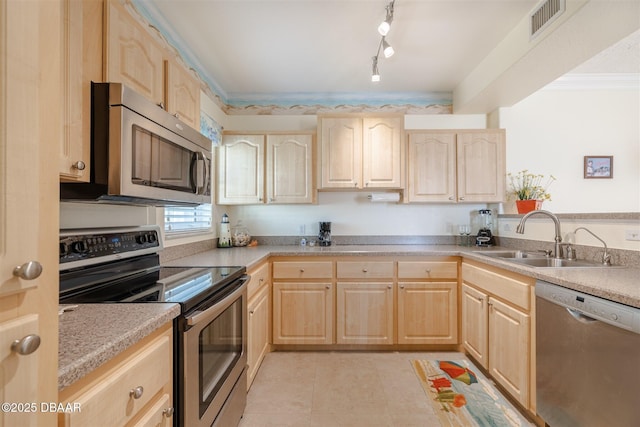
[411,359,532,427]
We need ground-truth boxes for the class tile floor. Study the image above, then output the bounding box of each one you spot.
[238,351,533,427]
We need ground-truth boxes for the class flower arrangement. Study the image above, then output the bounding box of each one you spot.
[508,170,556,201]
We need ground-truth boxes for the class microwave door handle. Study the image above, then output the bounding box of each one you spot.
[198,151,209,195]
[191,151,208,195]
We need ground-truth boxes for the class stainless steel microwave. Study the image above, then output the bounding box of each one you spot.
[60,82,212,206]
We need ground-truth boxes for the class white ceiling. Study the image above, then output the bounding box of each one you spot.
[133,0,639,111]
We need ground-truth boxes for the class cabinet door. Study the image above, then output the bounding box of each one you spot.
[319,117,362,189]
[456,131,505,202]
[60,0,101,182]
[1,1,60,424]
[105,0,164,105]
[336,282,394,345]
[398,282,457,345]
[266,134,314,204]
[272,282,333,344]
[218,135,265,204]
[130,393,173,427]
[407,132,456,202]
[247,284,270,389]
[362,117,403,188]
[488,297,530,406]
[461,284,488,369]
[165,58,200,130]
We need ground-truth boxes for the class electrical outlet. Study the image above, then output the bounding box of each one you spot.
[625,229,640,241]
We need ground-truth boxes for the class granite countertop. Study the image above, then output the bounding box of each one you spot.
[164,244,640,308]
[58,303,180,391]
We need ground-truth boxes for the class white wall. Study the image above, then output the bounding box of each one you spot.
[498,85,639,214]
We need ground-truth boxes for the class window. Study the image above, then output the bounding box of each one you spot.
[164,204,212,235]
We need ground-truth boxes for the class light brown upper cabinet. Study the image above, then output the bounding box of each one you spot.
[407,130,506,203]
[218,133,315,205]
[105,0,165,106]
[105,0,200,126]
[318,116,404,189]
[165,58,201,130]
[60,0,103,182]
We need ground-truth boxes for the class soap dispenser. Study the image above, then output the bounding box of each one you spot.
[217,213,232,248]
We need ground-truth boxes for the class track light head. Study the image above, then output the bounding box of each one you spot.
[382,37,394,58]
[371,56,380,82]
[377,1,395,36]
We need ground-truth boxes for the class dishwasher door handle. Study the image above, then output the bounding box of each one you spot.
[567,308,598,324]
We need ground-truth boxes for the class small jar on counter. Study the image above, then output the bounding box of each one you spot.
[232,221,251,247]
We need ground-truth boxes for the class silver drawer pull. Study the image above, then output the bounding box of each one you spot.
[129,386,144,399]
[362,269,368,273]
[13,261,43,280]
[11,334,41,355]
[163,407,174,418]
[300,269,305,273]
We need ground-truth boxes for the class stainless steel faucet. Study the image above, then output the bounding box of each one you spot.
[515,210,563,259]
[572,227,612,265]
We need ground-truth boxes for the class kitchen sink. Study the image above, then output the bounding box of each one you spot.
[474,250,546,259]
[474,250,617,268]
[506,257,613,268]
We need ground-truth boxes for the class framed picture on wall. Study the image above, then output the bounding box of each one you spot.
[584,155,613,179]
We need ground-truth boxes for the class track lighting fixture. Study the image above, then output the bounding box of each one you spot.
[370,1,396,82]
[377,0,395,36]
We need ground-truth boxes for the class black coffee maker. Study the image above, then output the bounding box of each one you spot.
[318,222,331,246]
[473,209,495,247]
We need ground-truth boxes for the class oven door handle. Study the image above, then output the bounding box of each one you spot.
[185,276,248,326]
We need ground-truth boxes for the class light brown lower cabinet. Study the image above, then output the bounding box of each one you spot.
[461,261,534,409]
[336,282,394,345]
[272,281,334,345]
[397,282,458,345]
[247,282,270,389]
[271,257,460,348]
[58,323,174,427]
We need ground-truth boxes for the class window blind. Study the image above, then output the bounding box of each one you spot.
[164,204,212,234]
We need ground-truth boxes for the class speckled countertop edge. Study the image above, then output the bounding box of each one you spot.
[58,303,180,391]
[164,244,640,308]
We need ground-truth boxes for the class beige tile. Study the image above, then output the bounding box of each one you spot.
[241,351,533,427]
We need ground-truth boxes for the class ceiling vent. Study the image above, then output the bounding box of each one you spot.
[530,0,566,39]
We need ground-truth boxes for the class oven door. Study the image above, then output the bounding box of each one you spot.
[113,104,211,204]
[182,277,247,427]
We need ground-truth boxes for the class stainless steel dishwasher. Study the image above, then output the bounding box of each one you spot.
[536,280,640,427]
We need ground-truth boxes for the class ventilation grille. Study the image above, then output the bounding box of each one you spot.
[530,0,565,39]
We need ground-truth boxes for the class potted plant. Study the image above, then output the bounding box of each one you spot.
[508,170,556,214]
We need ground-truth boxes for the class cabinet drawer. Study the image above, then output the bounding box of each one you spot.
[247,262,269,298]
[398,261,457,279]
[462,263,532,311]
[272,261,332,279]
[337,261,394,279]
[60,332,172,427]
[131,393,172,427]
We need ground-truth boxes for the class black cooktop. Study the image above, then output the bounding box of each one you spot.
[59,226,247,312]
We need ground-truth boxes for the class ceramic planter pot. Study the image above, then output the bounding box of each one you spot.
[516,199,542,214]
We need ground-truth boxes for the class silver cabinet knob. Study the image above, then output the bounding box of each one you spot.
[362,269,368,273]
[11,334,41,355]
[448,196,454,200]
[72,161,86,171]
[13,261,43,280]
[157,102,165,110]
[459,197,465,201]
[163,407,174,418]
[129,386,144,399]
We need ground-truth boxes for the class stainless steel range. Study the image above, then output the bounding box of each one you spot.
[59,226,248,427]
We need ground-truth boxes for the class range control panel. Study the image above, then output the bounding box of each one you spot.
[536,280,640,334]
[60,226,162,270]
